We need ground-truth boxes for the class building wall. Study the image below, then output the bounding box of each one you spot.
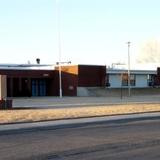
[153,75,160,86]
[108,74,149,88]
[0,69,54,78]
[135,75,148,87]
[0,69,55,97]
[0,75,7,99]
[78,65,106,87]
[154,68,160,86]
[109,74,122,88]
[55,65,78,96]
[55,65,106,96]
[157,68,160,75]
[0,65,106,97]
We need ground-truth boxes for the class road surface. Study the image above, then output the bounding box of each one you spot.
[0,118,160,160]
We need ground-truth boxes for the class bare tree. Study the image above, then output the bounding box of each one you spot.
[137,39,160,63]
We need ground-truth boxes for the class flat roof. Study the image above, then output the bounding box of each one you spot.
[0,64,55,70]
[107,69,157,75]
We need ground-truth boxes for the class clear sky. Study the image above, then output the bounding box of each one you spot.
[0,0,160,68]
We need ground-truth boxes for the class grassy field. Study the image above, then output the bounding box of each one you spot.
[0,103,160,124]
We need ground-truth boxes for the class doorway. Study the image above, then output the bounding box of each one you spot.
[31,79,46,96]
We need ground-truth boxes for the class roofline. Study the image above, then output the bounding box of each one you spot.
[0,64,53,67]
[107,68,157,74]
[0,64,55,70]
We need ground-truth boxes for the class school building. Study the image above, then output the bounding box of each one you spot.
[0,63,160,100]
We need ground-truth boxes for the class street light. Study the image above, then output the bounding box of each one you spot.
[127,42,131,97]
[56,61,71,98]
[56,0,72,98]
[56,0,62,98]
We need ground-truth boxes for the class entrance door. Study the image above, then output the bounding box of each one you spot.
[31,79,46,96]
[13,78,20,97]
[21,78,30,96]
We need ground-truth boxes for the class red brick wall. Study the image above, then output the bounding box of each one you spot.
[154,68,160,86]
[54,65,106,95]
[55,66,78,96]
[0,65,106,97]
[0,69,56,97]
[0,69,54,78]
[157,67,160,76]
[78,65,106,87]
[153,75,160,86]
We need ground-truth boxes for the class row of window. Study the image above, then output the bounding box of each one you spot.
[106,74,155,87]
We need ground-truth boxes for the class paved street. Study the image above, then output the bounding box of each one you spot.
[0,117,160,160]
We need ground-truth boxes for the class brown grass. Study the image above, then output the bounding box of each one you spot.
[0,103,160,124]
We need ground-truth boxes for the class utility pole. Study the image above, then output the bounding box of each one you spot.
[127,42,131,97]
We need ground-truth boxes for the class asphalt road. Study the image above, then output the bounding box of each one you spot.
[0,118,160,160]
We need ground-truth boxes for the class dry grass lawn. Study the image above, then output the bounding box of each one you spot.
[0,103,160,124]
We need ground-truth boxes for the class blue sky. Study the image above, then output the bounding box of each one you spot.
[0,0,160,68]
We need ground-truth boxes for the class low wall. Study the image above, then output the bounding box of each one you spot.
[77,87,160,97]
[77,87,90,97]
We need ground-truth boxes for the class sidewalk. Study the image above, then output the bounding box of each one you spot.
[13,95,160,108]
[0,112,160,133]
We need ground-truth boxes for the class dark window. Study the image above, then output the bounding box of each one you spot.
[122,74,135,86]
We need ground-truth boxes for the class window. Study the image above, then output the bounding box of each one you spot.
[148,74,154,86]
[122,74,135,86]
[31,79,46,96]
[121,73,128,86]
[130,75,136,86]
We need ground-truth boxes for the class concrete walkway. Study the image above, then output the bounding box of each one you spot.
[0,112,160,132]
[12,94,160,108]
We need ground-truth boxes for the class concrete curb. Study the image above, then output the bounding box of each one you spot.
[0,112,160,133]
